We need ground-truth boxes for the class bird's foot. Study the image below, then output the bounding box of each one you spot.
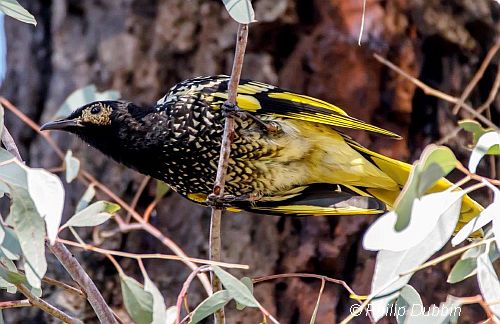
[206,193,261,208]
[222,102,281,135]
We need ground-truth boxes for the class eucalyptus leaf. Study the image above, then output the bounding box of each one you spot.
[476,250,500,317]
[395,285,422,324]
[458,120,497,153]
[222,0,255,24]
[26,168,64,245]
[64,201,120,228]
[55,85,120,118]
[143,272,168,324]
[64,150,80,183]
[189,290,232,324]
[120,273,154,324]
[165,306,177,324]
[0,226,21,260]
[394,145,457,231]
[0,0,36,25]
[236,277,253,310]
[76,185,96,213]
[212,266,259,308]
[447,258,477,284]
[469,131,500,173]
[364,191,464,252]
[7,186,47,289]
[369,195,461,321]
[155,180,170,200]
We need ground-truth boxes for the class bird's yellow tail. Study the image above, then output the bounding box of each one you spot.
[345,139,483,233]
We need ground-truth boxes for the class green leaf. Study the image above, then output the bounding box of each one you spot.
[120,274,154,324]
[477,249,500,317]
[143,272,168,324]
[0,266,25,285]
[0,0,36,25]
[190,290,232,324]
[76,185,96,213]
[447,258,477,284]
[395,285,422,324]
[364,191,464,252]
[236,277,253,310]
[469,131,500,173]
[26,168,65,245]
[155,180,170,200]
[64,150,80,183]
[369,195,461,321]
[64,201,120,228]
[212,266,259,308]
[222,0,255,24]
[55,85,120,118]
[7,186,47,289]
[394,145,457,231]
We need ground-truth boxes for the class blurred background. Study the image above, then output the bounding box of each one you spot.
[0,0,499,323]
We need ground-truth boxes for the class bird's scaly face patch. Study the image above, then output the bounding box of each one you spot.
[81,103,113,126]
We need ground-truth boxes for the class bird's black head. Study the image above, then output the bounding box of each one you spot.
[41,100,123,133]
[40,100,157,162]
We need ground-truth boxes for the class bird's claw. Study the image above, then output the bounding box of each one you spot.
[206,193,237,208]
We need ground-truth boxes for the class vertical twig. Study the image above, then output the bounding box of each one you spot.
[209,23,249,324]
[358,0,366,46]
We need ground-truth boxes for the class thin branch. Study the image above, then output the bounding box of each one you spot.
[125,175,150,223]
[477,64,500,114]
[57,238,249,269]
[253,273,363,304]
[49,242,118,324]
[452,41,500,114]
[0,299,31,309]
[456,161,500,186]
[309,279,325,324]
[373,54,498,129]
[176,266,211,324]
[41,276,85,298]
[209,23,249,324]
[16,283,83,324]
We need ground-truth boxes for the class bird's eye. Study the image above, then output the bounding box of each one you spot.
[90,106,101,114]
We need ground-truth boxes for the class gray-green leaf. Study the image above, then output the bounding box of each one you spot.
[190,290,232,324]
[143,272,168,324]
[222,0,255,24]
[7,186,47,289]
[212,266,259,308]
[120,274,154,324]
[64,201,120,228]
[64,150,80,183]
[447,258,477,284]
[0,0,36,25]
[477,249,500,317]
[395,285,423,324]
[469,131,500,173]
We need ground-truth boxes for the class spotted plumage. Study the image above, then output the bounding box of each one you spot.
[41,75,482,229]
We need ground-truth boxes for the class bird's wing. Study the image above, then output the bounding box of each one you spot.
[228,184,388,216]
[208,78,401,138]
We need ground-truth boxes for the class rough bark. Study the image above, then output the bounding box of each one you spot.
[1,0,498,323]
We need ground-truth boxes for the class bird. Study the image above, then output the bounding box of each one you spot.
[41,75,482,231]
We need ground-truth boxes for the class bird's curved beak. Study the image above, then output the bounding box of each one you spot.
[40,118,83,131]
